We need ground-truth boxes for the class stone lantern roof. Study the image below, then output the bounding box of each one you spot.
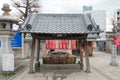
[2,3,11,16]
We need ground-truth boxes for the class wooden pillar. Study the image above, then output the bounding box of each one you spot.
[36,39,40,62]
[29,35,36,73]
[83,34,90,73]
[79,39,83,69]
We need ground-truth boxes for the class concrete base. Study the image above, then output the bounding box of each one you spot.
[110,62,118,66]
[40,64,81,72]
[35,62,40,72]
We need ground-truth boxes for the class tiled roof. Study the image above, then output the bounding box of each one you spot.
[21,13,101,34]
[87,34,99,39]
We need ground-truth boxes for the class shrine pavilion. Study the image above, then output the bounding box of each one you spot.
[20,13,102,73]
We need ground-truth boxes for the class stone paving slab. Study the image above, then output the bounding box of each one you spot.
[90,51,120,80]
[23,76,46,80]
[11,68,110,80]
[45,72,54,76]
[10,51,120,80]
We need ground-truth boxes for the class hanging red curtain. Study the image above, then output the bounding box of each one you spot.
[71,40,76,50]
[58,40,69,49]
[46,40,56,49]
[46,40,71,50]
[58,40,63,49]
[64,40,69,49]
[46,43,49,49]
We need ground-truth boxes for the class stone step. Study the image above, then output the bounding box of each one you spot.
[40,64,81,72]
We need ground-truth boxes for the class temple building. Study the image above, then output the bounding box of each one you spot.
[20,13,102,73]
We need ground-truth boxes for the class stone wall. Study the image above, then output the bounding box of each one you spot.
[13,43,29,58]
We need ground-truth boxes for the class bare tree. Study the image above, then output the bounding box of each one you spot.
[11,0,40,22]
[110,12,119,66]
[111,12,119,37]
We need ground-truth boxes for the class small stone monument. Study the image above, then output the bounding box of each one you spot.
[0,3,18,72]
[110,45,118,66]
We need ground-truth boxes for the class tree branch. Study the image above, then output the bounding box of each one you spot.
[12,0,40,22]
[29,0,38,4]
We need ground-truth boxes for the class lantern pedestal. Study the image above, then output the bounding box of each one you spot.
[0,30,15,73]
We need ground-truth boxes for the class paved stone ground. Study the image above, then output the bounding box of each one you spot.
[89,51,120,80]
[8,51,120,80]
[0,64,11,80]
[0,59,29,80]
[10,68,110,80]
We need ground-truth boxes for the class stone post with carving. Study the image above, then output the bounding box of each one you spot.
[110,45,118,66]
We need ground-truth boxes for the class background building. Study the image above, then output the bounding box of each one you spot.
[83,6,106,51]
[117,9,120,24]
[105,9,120,54]
[83,6,92,12]
[116,9,120,55]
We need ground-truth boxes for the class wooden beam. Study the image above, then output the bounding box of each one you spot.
[35,33,83,40]
[36,39,40,62]
[83,35,90,73]
[37,37,82,40]
[29,35,36,73]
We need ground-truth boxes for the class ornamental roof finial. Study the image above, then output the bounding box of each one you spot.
[2,3,11,16]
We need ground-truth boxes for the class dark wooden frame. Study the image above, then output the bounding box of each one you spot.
[28,33,90,73]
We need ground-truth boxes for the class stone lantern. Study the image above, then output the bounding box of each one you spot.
[0,3,18,72]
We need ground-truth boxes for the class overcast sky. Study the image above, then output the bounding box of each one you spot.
[40,0,120,13]
[0,0,120,31]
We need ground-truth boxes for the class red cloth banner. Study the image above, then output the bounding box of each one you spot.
[46,40,56,49]
[58,43,62,49]
[46,40,77,50]
[71,40,76,50]
[58,40,69,49]
[46,43,49,49]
